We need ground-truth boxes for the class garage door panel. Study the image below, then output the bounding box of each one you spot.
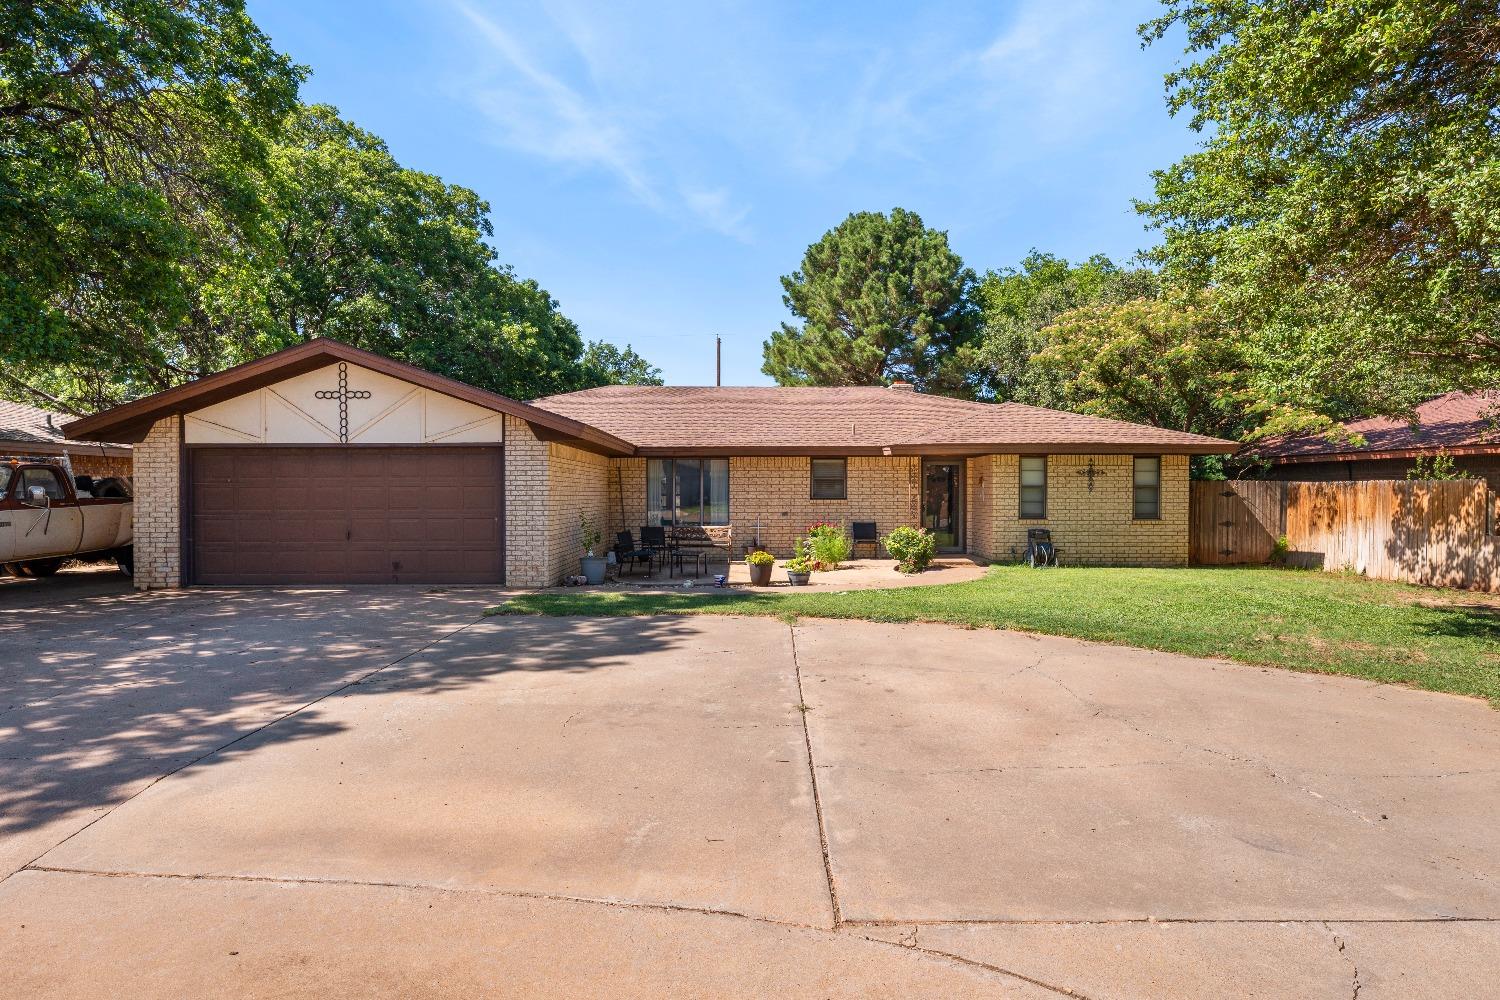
[190,447,503,585]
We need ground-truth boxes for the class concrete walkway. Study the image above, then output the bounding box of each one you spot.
[2,583,1498,997]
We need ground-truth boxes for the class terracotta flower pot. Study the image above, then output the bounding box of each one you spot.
[748,561,773,586]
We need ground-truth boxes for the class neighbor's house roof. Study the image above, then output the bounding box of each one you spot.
[1253,391,1500,465]
[62,339,636,456]
[0,399,132,459]
[531,384,1235,456]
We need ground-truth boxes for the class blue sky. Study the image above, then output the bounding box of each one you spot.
[247,1,1198,388]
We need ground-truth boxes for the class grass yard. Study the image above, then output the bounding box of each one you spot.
[495,565,1500,705]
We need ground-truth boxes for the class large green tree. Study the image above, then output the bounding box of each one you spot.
[967,251,1158,405]
[580,341,663,386]
[1139,1,1500,409]
[1031,295,1252,439]
[762,208,981,393]
[0,0,303,411]
[227,105,607,402]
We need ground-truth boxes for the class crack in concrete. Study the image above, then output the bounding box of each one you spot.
[861,929,1099,999]
[1034,667,1386,824]
[2,610,492,885]
[20,863,1092,994]
[1032,667,1499,891]
[1324,923,1363,1000]
[789,623,843,928]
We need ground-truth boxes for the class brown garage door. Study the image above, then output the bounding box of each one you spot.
[188,447,504,585]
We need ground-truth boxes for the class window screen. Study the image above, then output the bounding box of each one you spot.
[810,458,847,500]
[1019,456,1046,519]
[1133,456,1161,520]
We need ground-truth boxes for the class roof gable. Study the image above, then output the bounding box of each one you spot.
[61,339,633,455]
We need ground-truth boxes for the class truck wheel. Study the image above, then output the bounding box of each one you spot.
[116,548,135,576]
[14,558,64,578]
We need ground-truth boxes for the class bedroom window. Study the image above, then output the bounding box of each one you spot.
[810,458,847,500]
[1019,456,1047,519]
[1133,456,1161,520]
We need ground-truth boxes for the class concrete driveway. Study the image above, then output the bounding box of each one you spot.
[2,578,1498,998]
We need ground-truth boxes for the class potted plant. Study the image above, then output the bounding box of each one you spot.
[745,549,775,586]
[579,514,606,584]
[785,538,814,586]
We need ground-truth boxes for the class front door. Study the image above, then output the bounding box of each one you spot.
[922,460,962,552]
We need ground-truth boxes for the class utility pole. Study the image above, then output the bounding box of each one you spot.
[715,335,722,386]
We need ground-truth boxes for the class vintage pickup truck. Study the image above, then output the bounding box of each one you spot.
[0,459,133,577]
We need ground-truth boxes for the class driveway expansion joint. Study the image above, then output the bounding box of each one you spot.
[789,623,843,928]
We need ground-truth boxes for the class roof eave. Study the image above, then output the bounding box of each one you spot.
[632,441,1237,457]
[1260,443,1500,465]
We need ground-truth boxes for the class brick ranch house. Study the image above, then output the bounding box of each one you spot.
[63,339,1234,589]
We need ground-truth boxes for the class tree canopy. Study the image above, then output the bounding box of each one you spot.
[0,0,302,410]
[967,251,1158,406]
[1,4,656,413]
[762,208,981,394]
[1139,0,1500,410]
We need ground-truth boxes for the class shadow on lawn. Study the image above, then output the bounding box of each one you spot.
[0,585,703,862]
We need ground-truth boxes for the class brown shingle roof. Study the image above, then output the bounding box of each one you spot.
[1255,391,1500,463]
[0,399,131,456]
[530,385,1235,455]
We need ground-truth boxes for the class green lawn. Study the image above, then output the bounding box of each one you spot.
[494,566,1500,705]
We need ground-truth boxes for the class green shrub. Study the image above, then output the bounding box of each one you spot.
[1270,534,1290,565]
[805,522,851,568]
[745,550,775,567]
[883,525,936,574]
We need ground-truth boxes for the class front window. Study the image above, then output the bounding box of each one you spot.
[1019,456,1047,519]
[0,466,10,496]
[647,458,729,525]
[1133,456,1161,519]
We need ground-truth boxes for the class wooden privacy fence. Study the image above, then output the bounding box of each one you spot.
[1189,479,1499,592]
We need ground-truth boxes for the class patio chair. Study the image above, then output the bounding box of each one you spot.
[1026,527,1057,568]
[640,525,672,575]
[614,530,655,576]
[851,521,878,558]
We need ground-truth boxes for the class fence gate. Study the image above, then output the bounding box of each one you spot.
[1189,481,1285,565]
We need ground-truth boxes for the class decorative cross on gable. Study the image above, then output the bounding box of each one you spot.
[315,362,372,443]
[1076,457,1107,492]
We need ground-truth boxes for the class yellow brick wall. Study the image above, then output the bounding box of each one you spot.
[133,416,180,589]
[966,455,995,562]
[546,441,611,584]
[607,455,921,557]
[504,416,550,586]
[970,453,1190,566]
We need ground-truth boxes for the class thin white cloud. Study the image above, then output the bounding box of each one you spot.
[451,0,657,205]
[444,0,1138,235]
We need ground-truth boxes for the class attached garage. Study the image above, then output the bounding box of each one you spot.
[188,447,504,585]
[59,339,632,590]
